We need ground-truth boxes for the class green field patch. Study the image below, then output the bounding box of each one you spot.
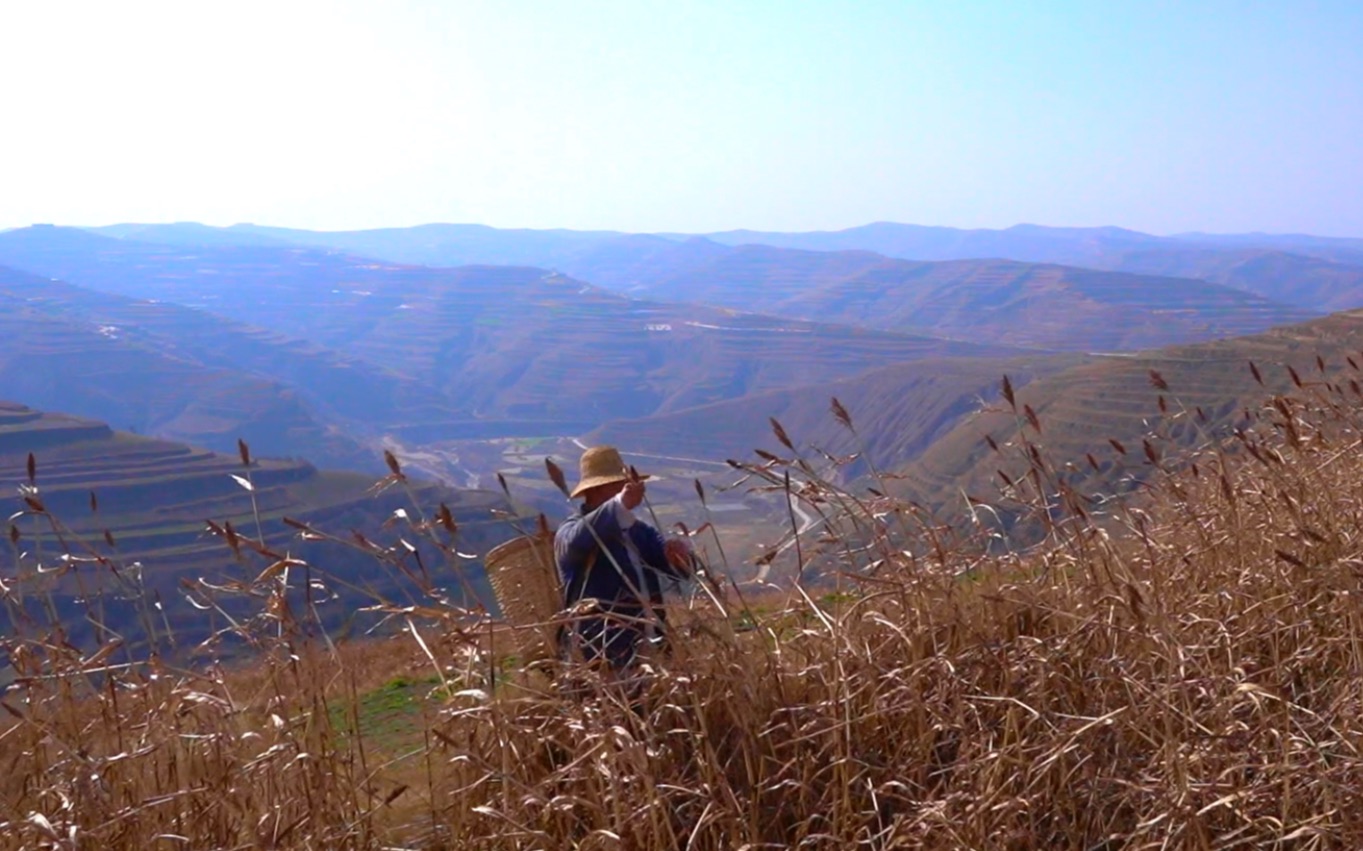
[331,675,443,751]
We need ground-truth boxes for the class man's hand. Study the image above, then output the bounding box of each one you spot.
[664,537,694,571]
[620,480,646,510]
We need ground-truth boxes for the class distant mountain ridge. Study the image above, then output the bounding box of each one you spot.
[80,220,1363,311]
[7,219,1360,507]
[557,242,1319,352]
[0,226,1029,448]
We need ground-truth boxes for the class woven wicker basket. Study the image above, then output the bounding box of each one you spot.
[485,531,563,659]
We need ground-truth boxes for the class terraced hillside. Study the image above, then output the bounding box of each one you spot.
[689,225,1363,312]
[897,308,1363,521]
[0,401,515,645]
[567,244,1319,351]
[591,352,1086,475]
[68,222,1352,346]
[0,266,380,471]
[335,267,1037,423]
[0,227,1033,436]
[0,264,457,448]
[1112,247,1363,311]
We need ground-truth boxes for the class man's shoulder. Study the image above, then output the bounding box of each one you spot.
[554,511,586,547]
[556,510,586,528]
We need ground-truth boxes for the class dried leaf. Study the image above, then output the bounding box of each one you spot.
[545,457,569,496]
[1275,549,1306,568]
[438,502,457,534]
[1142,439,1160,465]
[255,560,294,583]
[830,397,853,430]
[1126,582,1145,625]
[769,417,794,451]
[384,449,404,478]
[223,521,241,558]
[238,438,252,467]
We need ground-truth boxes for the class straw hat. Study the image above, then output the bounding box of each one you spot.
[570,445,650,498]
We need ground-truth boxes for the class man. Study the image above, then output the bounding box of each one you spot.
[555,446,694,671]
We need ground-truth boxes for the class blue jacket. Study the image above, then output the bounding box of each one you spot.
[554,495,685,614]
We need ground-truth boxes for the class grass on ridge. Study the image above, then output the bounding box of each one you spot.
[5,364,1363,848]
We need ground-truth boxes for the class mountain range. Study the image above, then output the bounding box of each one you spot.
[0,218,1358,560]
[83,220,1363,310]
[554,242,1319,351]
[0,227,1033,444]
[5,216,1361,650]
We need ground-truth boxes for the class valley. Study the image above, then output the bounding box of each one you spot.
[0,225,1036,448]
[1,219,1361,596]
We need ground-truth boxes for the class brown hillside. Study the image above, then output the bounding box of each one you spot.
[591,352,1086,473]
[0,400,514,645]
[1113,246,1363,311]
[610,245,1318,351]
[0,230,1035,434]
[0,264,459,450]
[13,344,1363,847]
[0,267,379,471]
[898,308,1363,517]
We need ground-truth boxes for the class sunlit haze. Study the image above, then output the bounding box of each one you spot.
[1,1,1359,235]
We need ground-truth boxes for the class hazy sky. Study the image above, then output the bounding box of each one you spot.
[1,1,1359,235]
